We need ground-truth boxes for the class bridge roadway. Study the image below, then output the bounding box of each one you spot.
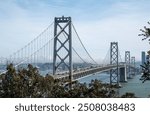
[54,64,125,81]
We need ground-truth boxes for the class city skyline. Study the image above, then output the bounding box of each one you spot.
[0,0,150,61]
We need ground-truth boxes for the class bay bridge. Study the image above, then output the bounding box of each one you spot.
[0,16,137,87]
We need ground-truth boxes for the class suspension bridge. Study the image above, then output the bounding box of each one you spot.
[0,16,137,87]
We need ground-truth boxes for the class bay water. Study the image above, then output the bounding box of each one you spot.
[78,72,150,98]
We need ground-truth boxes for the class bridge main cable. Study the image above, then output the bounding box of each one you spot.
[61,28,90,64]
[72,47,89,64]
[71,23,98,65]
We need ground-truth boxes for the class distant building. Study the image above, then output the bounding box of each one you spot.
[146,55,149,62]
[141,51,146,65]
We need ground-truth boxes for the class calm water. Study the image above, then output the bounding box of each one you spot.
[78,73,150,98]
[118,75,150,98]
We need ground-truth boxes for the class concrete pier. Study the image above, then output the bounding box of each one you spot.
[120,66,127,82]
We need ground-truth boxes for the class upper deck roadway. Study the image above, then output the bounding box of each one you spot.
[54,64,125,80]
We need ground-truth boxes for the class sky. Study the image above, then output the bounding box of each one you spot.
[0,0,150,62]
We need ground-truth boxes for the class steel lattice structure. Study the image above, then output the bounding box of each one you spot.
[125,51,130,78]
[110,42,119,85]
[53,16,72,87]
[131,56,135,76]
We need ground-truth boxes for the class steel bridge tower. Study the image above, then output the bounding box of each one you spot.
[110,42,119,85]
[53,16,72,87]
[131,56,135,76]
[125,51,130,78]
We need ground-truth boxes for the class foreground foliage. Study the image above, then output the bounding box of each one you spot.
[139,21,150,83]
[121,92,136,98]
[0,64,135,98]
[139,21,150,42]
[140,61,150,83]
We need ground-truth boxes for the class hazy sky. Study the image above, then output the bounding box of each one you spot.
[0,0,150,62]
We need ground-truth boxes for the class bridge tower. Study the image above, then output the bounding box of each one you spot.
[53,16,72,87]
[110,42,119,85]
[125,51,131,78]
[131,56,135,76]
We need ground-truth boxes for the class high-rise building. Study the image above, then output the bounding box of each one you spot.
[141,51,146,65]
[146,55,149,62]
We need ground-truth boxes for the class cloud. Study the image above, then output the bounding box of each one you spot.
[73,13,150,61]
[0,0,150,62]
[0,1,53,57]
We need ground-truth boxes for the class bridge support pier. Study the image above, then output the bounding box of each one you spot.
[119,66,127,82]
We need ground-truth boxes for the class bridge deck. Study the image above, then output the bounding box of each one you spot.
[54,64,125,80]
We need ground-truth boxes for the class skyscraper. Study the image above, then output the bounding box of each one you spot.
[141,51,146,65]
